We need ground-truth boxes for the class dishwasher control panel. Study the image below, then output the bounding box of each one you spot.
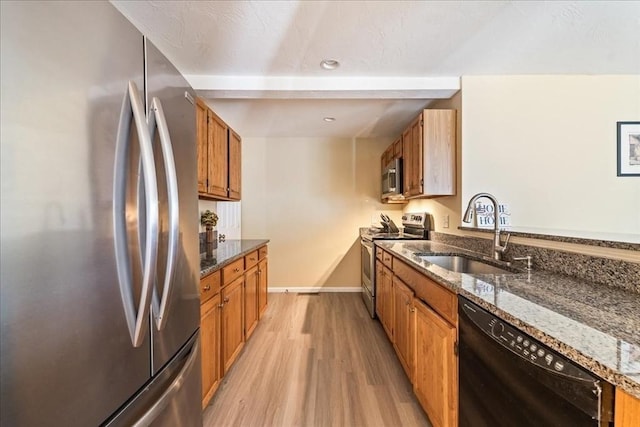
[460,297,596,382]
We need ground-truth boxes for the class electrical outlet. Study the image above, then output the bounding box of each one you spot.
[443,214,450,229]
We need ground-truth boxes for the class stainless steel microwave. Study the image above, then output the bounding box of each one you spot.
[382,158,404,200]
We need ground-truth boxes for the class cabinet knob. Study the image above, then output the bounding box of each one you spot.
[223,297,230,303]
[203,285,211,291]
[234,268,240,273]
[218,303,224,309]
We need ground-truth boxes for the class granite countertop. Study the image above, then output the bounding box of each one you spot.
[200,239,269,278]
[376,240,640,399]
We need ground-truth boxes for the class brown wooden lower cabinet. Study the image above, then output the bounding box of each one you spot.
[392,276,415,383]
[199,244,269,407]
[379,250,458,426]
[200,293,221,408]
[375,261,394,340]
[221,275,244,375]
[414,297,458,427]
[244,264,259,339]
[615,388,640,426]
[258,257,268,317]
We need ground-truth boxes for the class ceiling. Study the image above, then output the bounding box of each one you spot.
[112,1,640,139]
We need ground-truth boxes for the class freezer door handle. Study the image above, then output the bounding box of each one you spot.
[147,97,179,332]
[113,81,160,347]
[132,336,199,427]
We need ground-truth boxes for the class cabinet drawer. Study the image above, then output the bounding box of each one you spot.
[258,245,268,259]
[393,258,456,325]
[245,250,259,269]
[200,270,221,303]
[375,247,383,261]
[382,251,393,268]
[222,258,244,285]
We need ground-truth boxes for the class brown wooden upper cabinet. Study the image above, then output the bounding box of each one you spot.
[380,109,455,202]
[403,109,456,198]
[196,97,241,201]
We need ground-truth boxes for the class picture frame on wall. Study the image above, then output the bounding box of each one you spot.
[617,121,640,176]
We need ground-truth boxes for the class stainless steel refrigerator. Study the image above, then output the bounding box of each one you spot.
[1,2,202,425]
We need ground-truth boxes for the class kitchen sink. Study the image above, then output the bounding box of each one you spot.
[418,255,512,275]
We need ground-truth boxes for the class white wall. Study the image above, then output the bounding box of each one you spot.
[241,136,403,289]
[461,75,640,242]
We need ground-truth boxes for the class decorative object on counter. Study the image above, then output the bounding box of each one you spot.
[617,121,640,176]
[200,210,219,247]
[473,201,511,229]
[463,192,510,261]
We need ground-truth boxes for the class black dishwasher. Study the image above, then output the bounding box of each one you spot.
[458,296,614,427]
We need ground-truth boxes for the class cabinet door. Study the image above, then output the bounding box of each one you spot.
[201,293,221,408]
[244,265,259,340]
[228,129,241,200]
[221,276,244,374]
[409,116,423,197]
[414,298,457,427]
[375,260,394,339]
[196,98,209,194]
[207,110,229,197]
[423,110,455,196]
[375,260,385,321]
[381,265,394,340]
[258,258,268,318]
[615,389,640,427]
[393,277,415,382]
[402,127,412,196]
[393,137,403,159]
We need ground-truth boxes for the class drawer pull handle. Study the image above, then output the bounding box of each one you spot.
[203,285,211,291]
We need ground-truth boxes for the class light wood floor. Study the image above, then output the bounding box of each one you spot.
[203,292,431,427]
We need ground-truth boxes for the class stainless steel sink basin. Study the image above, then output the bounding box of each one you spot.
[418,255,512,275]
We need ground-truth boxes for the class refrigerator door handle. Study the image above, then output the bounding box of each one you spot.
[147,97,179,332]
[113,81,160,347]
[132,336,199,427]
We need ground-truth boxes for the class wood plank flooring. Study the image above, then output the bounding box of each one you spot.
[203,292,431,427]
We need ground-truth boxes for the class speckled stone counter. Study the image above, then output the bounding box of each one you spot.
[200,239,269,278]
[376,240,640,399]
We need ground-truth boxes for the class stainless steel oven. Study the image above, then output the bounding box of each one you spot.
[360,236,375,317]
[360,212,432,318]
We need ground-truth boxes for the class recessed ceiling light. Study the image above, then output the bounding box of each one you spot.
[323,117,336,122]
[320,59,339,70]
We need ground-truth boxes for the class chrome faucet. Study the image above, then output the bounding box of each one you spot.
[462,192,510,261]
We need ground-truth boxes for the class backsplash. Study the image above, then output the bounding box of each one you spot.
[431,232,640,294]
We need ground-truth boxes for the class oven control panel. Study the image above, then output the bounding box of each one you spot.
[459,297,596,382]
[401,212,432,229]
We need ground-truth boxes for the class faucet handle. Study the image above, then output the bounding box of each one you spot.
[513,255,533,270]
[499,232,511,252]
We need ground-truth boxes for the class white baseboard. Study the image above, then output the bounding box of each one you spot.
[268,287,362,293]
